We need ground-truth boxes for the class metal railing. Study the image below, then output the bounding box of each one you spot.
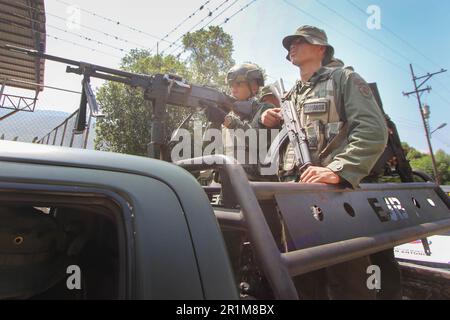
[37,108,93,149]
[177,155,450,300]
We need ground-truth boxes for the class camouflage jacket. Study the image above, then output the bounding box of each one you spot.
[222,101,275,180]
[283,66,388,188]
[224,101,274,130]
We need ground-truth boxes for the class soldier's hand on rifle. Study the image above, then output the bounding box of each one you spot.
[200,100,228,124]
[261,108,282,128]
[218,94,236,111]
[300,166,341,184]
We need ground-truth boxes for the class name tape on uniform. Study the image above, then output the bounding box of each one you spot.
[303,101,328,114]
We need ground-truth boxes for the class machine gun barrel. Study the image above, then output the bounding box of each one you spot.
[4,44,246,159]
[5,44,153,87]
[5,44,241,112]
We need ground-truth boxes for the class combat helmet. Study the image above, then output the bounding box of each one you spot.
[226,63,265,87]
[0,206,70,299]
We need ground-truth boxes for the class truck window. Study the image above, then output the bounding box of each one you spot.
[0,194,127,300]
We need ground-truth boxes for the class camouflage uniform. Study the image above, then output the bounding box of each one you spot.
[221,103,274,179]
[218,64,284,295]
[280,26,389,300]
[221,64,275,181]
[280,65,388,188]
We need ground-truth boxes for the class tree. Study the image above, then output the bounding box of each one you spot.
[403,143,450,184]
[95,50,191,155]
[183,26,235,88]
[95,26,237,156]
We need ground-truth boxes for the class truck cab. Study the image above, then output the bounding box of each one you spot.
[1,141,449,300]
[0,140,237,299]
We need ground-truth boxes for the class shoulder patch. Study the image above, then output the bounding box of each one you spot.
[352,75,373,99]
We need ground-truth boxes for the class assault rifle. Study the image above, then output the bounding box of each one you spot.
[260,80,312,177]
[279,97,312,174]
[4,44,249,160]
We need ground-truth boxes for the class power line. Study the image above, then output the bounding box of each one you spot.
[162,0,235,55]
[46,33,123,59]
[10,10,130,53]
[345,0,450,104]
[51,0,170,43]
[218,0,257,26]
[10,0,154,51]
[315,0,416,70]
[150,0,213,53]
[175,0,258,56]
[45,11,151,50]
[346,0,444,72]
[394,116,422,126]
[167,0,253,57]
[3,78,81,94]
[283,0,450,109]
[161,0,238,55]
[392,119,421,129]
[169,0,245,56]
[0,10,123,59]
[47,24,127,53]
[282,0,409,74]
[434,133,450,148]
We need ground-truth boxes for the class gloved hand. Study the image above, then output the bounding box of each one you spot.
[232,100,255,117]
[218,93,236,110]
[200,100,228,124]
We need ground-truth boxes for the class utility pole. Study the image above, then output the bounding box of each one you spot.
[403,64,447,185]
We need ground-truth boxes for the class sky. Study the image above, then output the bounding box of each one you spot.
[3,0,450,153]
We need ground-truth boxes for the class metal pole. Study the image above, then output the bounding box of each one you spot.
[83,114,92,149]
[430,123,447,136]
[0,79,6,100]
[409,64,440,185]
[177,155,299,300]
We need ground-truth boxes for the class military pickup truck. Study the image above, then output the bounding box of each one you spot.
[1,140,449,300]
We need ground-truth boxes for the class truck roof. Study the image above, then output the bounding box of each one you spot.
[0,140,189,182]
[0,140,238,299]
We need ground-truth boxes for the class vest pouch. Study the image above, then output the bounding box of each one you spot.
[281,143,296,172]
[303,97,330,124]
[325,121,344,144]
[305,120,325,152]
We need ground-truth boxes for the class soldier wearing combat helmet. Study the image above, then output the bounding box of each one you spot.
[261,25,390,299]
[203,63,276,179]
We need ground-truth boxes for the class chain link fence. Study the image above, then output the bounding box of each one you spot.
[0,108,95,149]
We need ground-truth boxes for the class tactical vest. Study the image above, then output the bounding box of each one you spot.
[221,104,266,180]
[223,111,244,160]
[282,67,347,173]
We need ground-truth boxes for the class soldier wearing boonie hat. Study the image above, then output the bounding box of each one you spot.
[282,25,335,64]
[259,25,392,299]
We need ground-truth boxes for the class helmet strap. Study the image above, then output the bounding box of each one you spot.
[246,81,256,99]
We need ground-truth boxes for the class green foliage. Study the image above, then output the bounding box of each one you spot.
[183,26,235,88]
[404,143,450,184]
[95,50,191,156]
[95,27,236,156]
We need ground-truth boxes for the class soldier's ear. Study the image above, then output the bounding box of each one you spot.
[319,45,326,55]
[250,81,259,95]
